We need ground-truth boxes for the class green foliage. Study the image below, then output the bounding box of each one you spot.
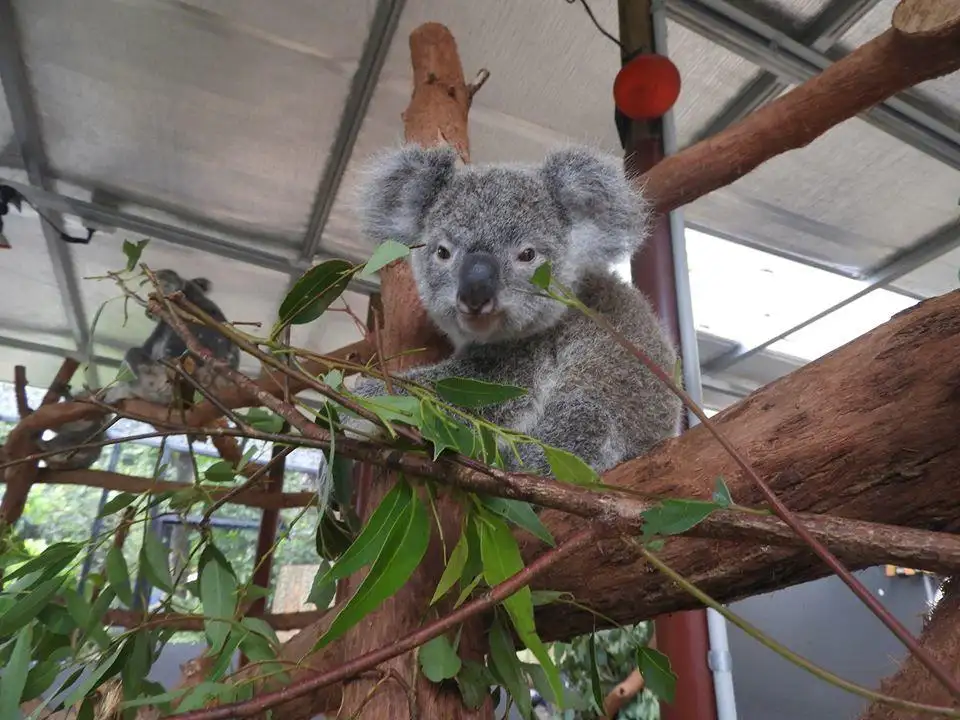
[358,239,410,278]
[419,634,462,682]
[122,239,150,272]
[434,377,528,408]
[636,647,678,705]
[274,259,357,339]
[555,623,659,720]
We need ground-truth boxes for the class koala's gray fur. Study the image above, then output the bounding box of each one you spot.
[348,144,682,477]
[37,270,240,470]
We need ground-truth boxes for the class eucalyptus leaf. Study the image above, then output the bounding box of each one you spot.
[62,638,129,708]
[636,646,677,704]
[122,239,150,271]
[20,658,61,703]
[544,446,599,486]
[359,240,410,277]
[712,477,733,508]
[355,395,422,431]
[488,614,533,720]
[431,527,470,605]
[0,575,65,639]
[105,545,133,607]
[478,513,563,706]
[456,659,494,710]
[434,377,527,408]
[140,529,174,593]
[121,630,153,700]
[203,460,237,484]
[315,510,355,561]
[531,262,552,290]
[241,408,285,434]
[200,555,238,653]
[306,561,337,610]
[4,541,81,585]
[481,497,554,546]
[0,623,33,718]
[419,634,462,683]
[641,498,721,538]
[588,633,605,713]
[315,483,430,649]
[97,492,138,517]
[276,259,357,333]
[419,400,477,460]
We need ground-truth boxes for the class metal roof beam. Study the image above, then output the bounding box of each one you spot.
[299,0,407,263]
[0,0,92,365]
[702,219,960,372]
[691,0,881,143]
[0,334,121,369]
[0,178,382,294]
[669,0,960,171]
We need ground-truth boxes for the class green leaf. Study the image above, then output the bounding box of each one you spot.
[241,408,285,434]
[453,572,483,609]
[63,638,128,708]
[37,604,75,635]
[419,401,477,460]
[276,259,357,333]
[316,482,430,649]
[637,646,677,704]
[359,240,410,278]
[434,377,527,408]
[477,514,563,705]
[240,616,280,649]
[0,623,33,718]
[306,561,337,610]
[355,395,422,431]
[205,631,244,683]
[314,480,412,589]
[530,590,568,607]
[315,510,355,561]
[323,369,344,390]
[122,239,150,271]
[98,492,138,517]
[544,446,599,486]
[4,541,82,585]
[84,587,117,650]
[588,633,605,713]
[641,498,720,538]
[481,497,554,547]
[140,528,174,593]
[203,460,237,484]
[419,634,462,683]
[0,575,65,639]
[431,527,470,605]
[712,477,733,508]
[645,538,666,552]
[105,545,133,607]
[200,554,238,653]
[531,262,552,290]
[121,630,153,700]
[455,659,494,710]
[488,614,533,719]
[21,659,61,703]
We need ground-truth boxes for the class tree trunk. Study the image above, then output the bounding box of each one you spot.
[338,22,489,720]
[523,290,960,639]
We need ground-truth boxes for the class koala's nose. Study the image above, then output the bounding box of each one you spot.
[457,252,499,314]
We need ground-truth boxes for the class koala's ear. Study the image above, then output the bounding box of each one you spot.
[540,146,650,262]
[189,278,212,293]
[358,144,458,246]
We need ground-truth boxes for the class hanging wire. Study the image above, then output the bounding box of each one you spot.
[565,0,623,48]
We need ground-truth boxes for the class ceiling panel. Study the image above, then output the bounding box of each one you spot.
[725,0,833,34]
[16,0,365,240]
[0,210,73,335]
[684,116,960,277]
[892,244,960,299]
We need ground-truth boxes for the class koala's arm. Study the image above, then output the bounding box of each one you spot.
[349,356,474,400]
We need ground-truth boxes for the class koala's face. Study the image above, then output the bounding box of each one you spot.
[409,171,569,345]
[145,270,213,322]
[359,145,648,348]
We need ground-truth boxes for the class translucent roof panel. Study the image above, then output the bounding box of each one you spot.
[17,0,368,241]
[769,289,917,361]
[726,0,833,34]
[892,243,960,299]
[684,116,960,277]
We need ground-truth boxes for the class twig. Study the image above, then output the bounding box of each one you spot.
[636,542,960,718]
[14,365,31,418]
[168,526,598,719]
[467,68,490,100]
[201,445,296,524]
[573,295,960,700]
[41,357,81,407]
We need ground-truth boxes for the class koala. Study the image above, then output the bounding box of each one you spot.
[347,144,683,478]
[103,269,240,406]
[38,270,240,470]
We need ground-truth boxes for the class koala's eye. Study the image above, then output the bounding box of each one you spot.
[436,245,451,260]
[517,248,536,262]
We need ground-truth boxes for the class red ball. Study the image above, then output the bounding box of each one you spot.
[613,53,682,120]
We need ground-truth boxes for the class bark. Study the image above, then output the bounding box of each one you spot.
[639,19,960,215]
[524,290,960,639]
[859,577,960,720]
[338,22,485,720]
[893,0,960,37]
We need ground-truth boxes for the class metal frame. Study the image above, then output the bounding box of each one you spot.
[691,0,881,142]
[0,0,93,376]
[299,0,408,263]
[669,0,960,170]
[704,218,960,372]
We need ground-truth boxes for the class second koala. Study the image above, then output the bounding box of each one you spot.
[351,144,682,477]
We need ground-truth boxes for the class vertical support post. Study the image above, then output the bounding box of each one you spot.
[618,2,719,719]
